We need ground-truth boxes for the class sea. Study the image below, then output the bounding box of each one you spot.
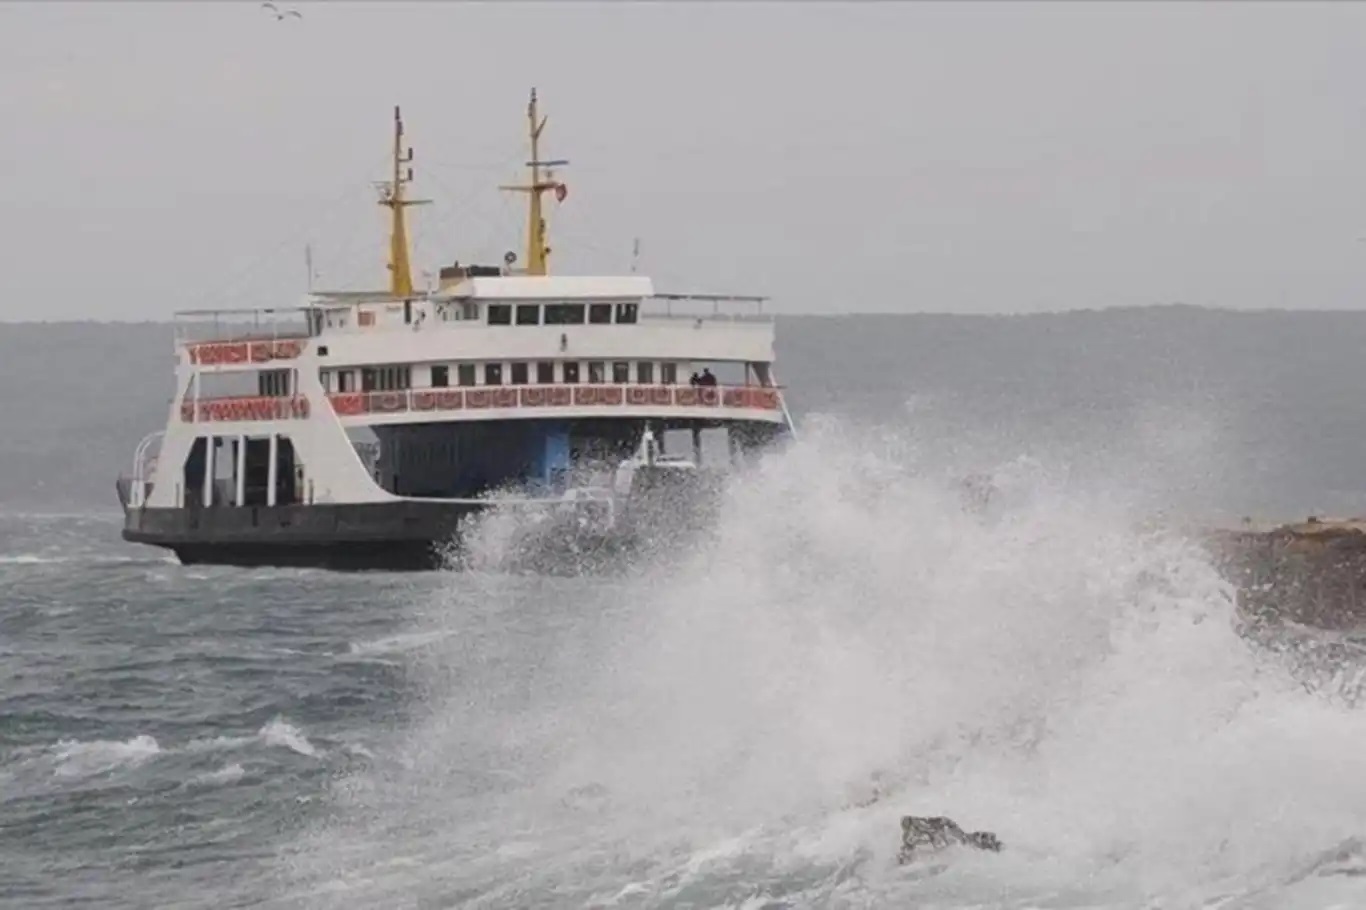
[6,308,1366,909]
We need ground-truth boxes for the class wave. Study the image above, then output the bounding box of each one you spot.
[0,553,177,566]
[6,718,322,794]
[49,734,162,779]
[276,416,1366,908]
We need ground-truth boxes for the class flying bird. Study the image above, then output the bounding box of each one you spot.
[261,2,302,19]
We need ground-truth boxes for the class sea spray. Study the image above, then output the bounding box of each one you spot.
[277,417,1366,909]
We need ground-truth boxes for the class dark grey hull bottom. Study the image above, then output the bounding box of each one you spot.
[121,500,651,572]
[122,501,481,571]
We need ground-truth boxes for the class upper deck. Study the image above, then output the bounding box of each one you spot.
[176,275,777,370]
[166,91,786,393]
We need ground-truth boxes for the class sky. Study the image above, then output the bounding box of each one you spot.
[4,0,1366,319]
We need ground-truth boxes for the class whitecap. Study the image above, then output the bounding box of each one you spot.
[259,717,318,757]
[51,734,161,778]
[191,763,246,787]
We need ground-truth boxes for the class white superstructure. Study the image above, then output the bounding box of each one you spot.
[122,92,794,532]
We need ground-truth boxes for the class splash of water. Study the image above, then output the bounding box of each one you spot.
[276,417,1366,909]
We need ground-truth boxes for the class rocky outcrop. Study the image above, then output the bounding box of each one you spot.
[1204,518,1366,630]
[898,815,1002,864]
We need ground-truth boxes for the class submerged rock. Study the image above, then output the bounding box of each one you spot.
[898,815,1002,864]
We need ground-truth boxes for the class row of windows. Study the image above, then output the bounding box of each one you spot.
[433,360,674,387]
[257,369,293,397]
[335,366,412,393]
[487,302,639,327]
[324,360,681,393]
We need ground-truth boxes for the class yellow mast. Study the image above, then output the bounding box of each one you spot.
[378,106,430,296]
[499,88,569,276]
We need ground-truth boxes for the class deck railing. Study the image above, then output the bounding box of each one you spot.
[326,383,782,416]
[177,384,781,423]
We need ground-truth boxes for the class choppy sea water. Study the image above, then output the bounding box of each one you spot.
[7,422,1366,909]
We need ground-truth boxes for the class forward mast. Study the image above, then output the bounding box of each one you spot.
[377,106,430,297]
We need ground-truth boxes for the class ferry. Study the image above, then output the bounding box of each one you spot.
[116,92,796,570]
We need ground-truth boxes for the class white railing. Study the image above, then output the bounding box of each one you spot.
[126,430,164,508]
[321,382,785,418]
[646,293,771,322]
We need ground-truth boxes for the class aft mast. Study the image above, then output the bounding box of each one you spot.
[499,88,569,276]
[377,106,430,296]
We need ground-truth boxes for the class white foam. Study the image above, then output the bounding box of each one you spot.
[192,763,245,786]
[278,416,1366,907]
[259,717,318,758]
[51,734,161,778]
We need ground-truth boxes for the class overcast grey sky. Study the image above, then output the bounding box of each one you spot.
[4,1,1366,320]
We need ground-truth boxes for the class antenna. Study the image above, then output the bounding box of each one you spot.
[498,88,569,276]
[304,244,315,293]
[630,236,641,274]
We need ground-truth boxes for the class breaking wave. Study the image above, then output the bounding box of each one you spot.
[276,416,1366,908]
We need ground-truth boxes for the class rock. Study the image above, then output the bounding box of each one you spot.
[1203,520,1366,630]
[898,815,1002,864]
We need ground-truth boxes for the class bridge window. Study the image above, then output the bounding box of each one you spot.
[661,362,678,385]
[563,361,580,383]
[457,364,476,387]
[612,361,630,383]
[516,304,540,325]
[431,365,449,388]
[589,303,612,324]
[488,305,512,325]
[545,303,585,324]
[636,361,654,384]
[485,363,503,385]
[365,366,410,391]
[615,303,638,324]
[536,361,554,384]
[510,362,529,385]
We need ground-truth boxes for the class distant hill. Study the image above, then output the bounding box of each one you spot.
[4,308,1366,521]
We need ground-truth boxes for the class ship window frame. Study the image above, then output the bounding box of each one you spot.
[563,361,580,384]
[484,362,503,386]
[545,303,585,325]
[636,361,654,384]
[361,367,376,392]
[660,362,678,385]
[611,361,629,383]
[510,362,529,385]
[589,303,613,325]
[431,365,449,388]
[536,361,554,384]
[587,361,606,384]
[515,304,540,326]
[488,304,512,326]
[615,302,639,324]
[457,364,476,387]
